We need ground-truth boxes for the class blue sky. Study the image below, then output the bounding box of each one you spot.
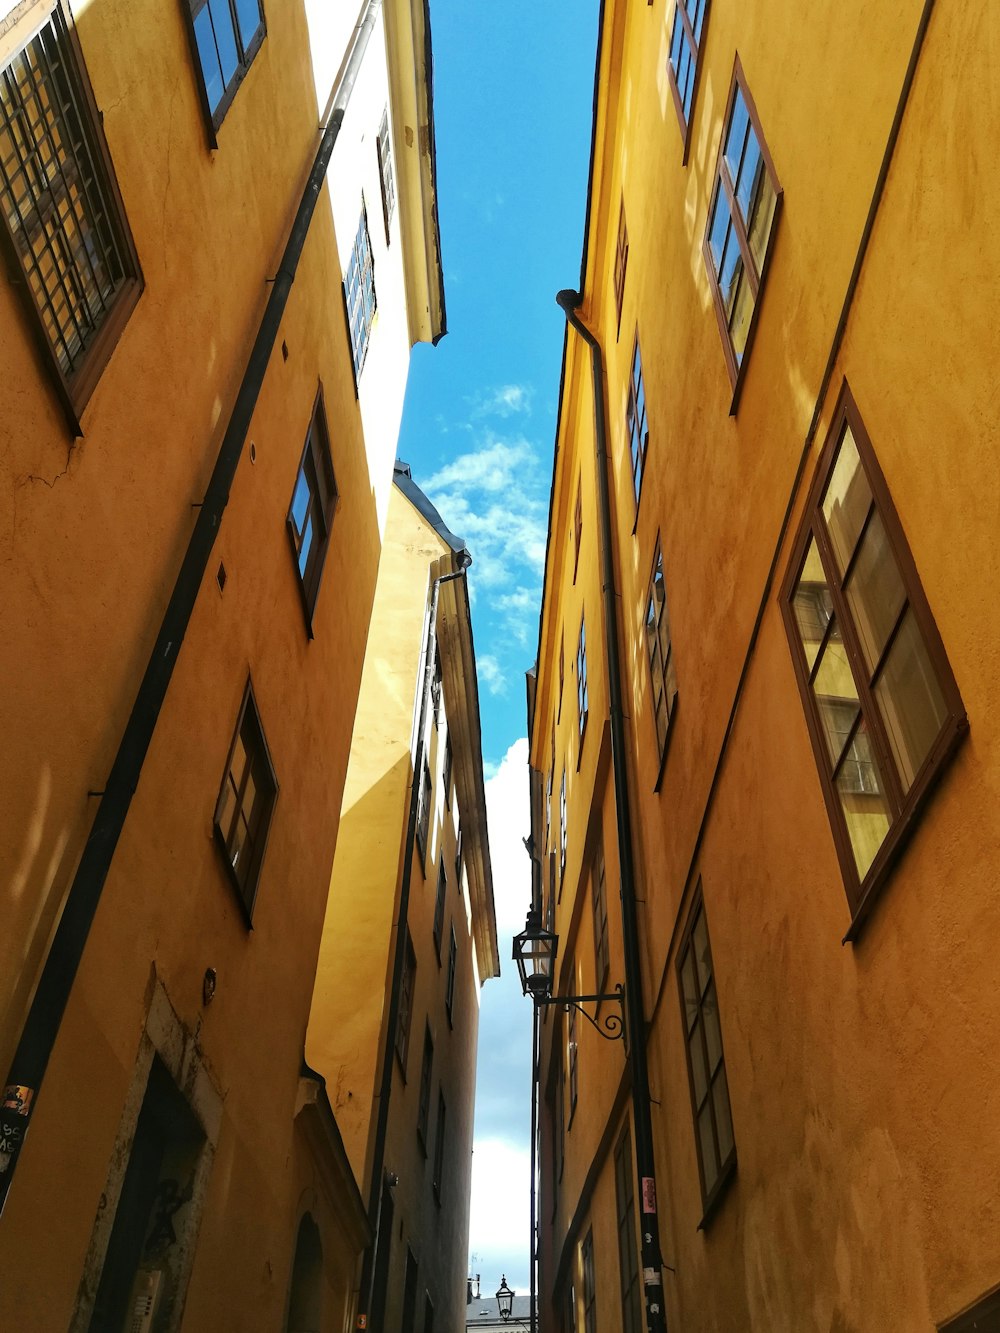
[395,0,600,1300]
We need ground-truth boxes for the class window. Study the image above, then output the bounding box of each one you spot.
[666,0,708,154]
[402,1248,418,1333]
[184,0,265,136]
[558,634,565,722]
[567,976,578,1119]
[433,860,446,959]
[940,1287,1000,1333]
[442,734,453,807]
[416,758,432,860]
[0,4,141,427]
[445,925,457,1024]
[591,842,609,988]
[614,1126,642,1333]
[613,201,628,334]
[781,386,966,925]
[417,1027,433,1149]
[559,771,567,875]
[213,682,277,918]
[424,1294,435,1333]
[576,614,588,743]
[677,888,735,1216]
[395,933,416,1072]
[565,1280,577,1333]
[573,484,583,581]
[345,204,376,376]
[645,539,679,770]
[376,108,395,244]
[704,61,781,396]
[287,393,337,626]
[626,334,648,504]
[581,1229,597,1333]
[430,649,443,726]
[545,765,553,851]
[432,1091,446,1201]
[454,825,463,891]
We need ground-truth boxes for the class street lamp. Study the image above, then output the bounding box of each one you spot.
[512,909,625,1041]
[496,1275,514,1322]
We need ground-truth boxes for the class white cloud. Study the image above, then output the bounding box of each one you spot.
[468,1137,531,1295]
[478,654,507,697]
[484,738,532,941]
[468,383,532,420]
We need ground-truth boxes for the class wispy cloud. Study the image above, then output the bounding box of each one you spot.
[478,654,507,697]
[468,383,532,420]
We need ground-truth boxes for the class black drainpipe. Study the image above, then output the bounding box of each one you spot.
[556,289,668,1333]
[0,0,382,1218]
[358,554,471,1333]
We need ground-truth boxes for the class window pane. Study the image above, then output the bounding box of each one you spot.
[669,10,684,79]
[816,695,861,773]
[192,7,225,112]
[688,1025,708,1103]
[844,511,907,675]
[691,0,705,41]
[874,607,948,791]
[708,188,731,272]
[822,425,872,577]
[298,513,314,577]
[728,263,754,362]
[792,539,834,671]
[680,951,699,1033]
[746,162,777,272]
[712,1067,734,1164]
[723,87,749,186]
[735,128,761,221]
[231,734,249,788]
[290,469,310,537]
[697,1103,717,1187]
[207,0,239,85]
[719,225,742,312]
[233,0,263,51]
[811,621,858,761]
[692,909,711,993]
[836,717,891,879]
[702,982,723,1073]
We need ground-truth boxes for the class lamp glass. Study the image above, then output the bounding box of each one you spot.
[512,909,558,999]
[496,1275,514,1321]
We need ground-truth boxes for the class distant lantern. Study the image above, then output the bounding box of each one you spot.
[496,1275,514,1322]
[512,908,558,1000]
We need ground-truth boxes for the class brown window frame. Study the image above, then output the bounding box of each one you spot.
[287,389,338,633]
[576,612,589,747]
[566,967,579,1123]
[613,200,628,337]
[581,1229,597,1333]
[557,633,565,723]
[416,1026,433,1151]
[445,924,457,1026]
[181,0,266,145]
[645,536,679,785]
[559,769,567,877]
[395,932,416,1074]
[703,57,782,409]
[376,107,395,245]
[573,483,583,583]
[591,841,609,989]
[940,1285,1000,1332]
[442,733,453,808]
[676,884,736,1223]
[0,1,142,434]
[432,857,446,960]
[212,679,278,922]
[780,382,967,936]
[614,1125,642,1333]
[666,0,709,162]
[626,331,648,507]
[416,756,432,864]
[432,1090,446,1202]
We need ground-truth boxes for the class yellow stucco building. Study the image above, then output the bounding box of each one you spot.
[527,1,1000,1331]
[308,466,500,1333]
[0,0,447,1327]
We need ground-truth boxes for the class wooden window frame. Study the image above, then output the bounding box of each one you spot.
[940,1285,1000,1332]
[581,1229,597,1333]
[454,824,463,891]
[395,933,416,1075]
[0,1,143,434]
[557,633,565,723]
[591,841,609,990]
[676,884,737,1224]
[576,612,589,748]
[181,0,266,146]
[666,0,710,162]
[566,971,578,1123]
[432,1091,446,1202]
[344,202,376,377]
[432,858,446,960]
[613,200,628,337]
[416,757,432,865]
[702,57,782,409]
[445,924,457,1026]
[780,382,967,937]
[573,483,583,583]
[645,536,679,787]
[287,388,338,634]
[559,770,567,877]
[626,332,648,507]
[416,1026,433,1151]
[442,734,453,808]
[212,678,278,922]
[614,1125,642,1333]
[376,107,395,245]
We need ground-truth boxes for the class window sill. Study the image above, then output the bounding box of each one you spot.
[212,824,257,928]
[652,697,679,794]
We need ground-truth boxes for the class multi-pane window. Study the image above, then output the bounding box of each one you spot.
[417,1027,433,1149]
[376,108,395,244]
[591,842,609,987]
[442,734,453,807]
[782,387,965,920]
[287,395,337,623]
[626,335,648,504]
[645,540,679,766]
[565,1280,577,1333]
[581,1230,597,1333]
[677,889,735,1212]
[704,63,781,392]
[416,758,432,859]
[545,764,553,851]
[576,615,589,742]
[666,0,708,151]
[614,1126,642,1333]
[567,978,578,1118]
[559,771,567,873]
[0,5,140,422]
[613,201,628,334]
[395,933,416,1071]
[185,0,265,134]
[573,484,583,582]
[431,649,443,725]
[433,860,446,958]
[432,1092,446,1201]
[445,925,457,1024]
[455,825,463,891]
[345,204,376,376]
[213,683,277,918]
[558,634,565,722]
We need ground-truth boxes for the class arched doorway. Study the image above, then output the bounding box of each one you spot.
[285,1213,322,1333]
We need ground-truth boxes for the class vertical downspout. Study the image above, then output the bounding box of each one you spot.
[359,557,470,1333]
[0,0,382,1218]
[529,1000,539,1333]
[556,289,668,1333]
